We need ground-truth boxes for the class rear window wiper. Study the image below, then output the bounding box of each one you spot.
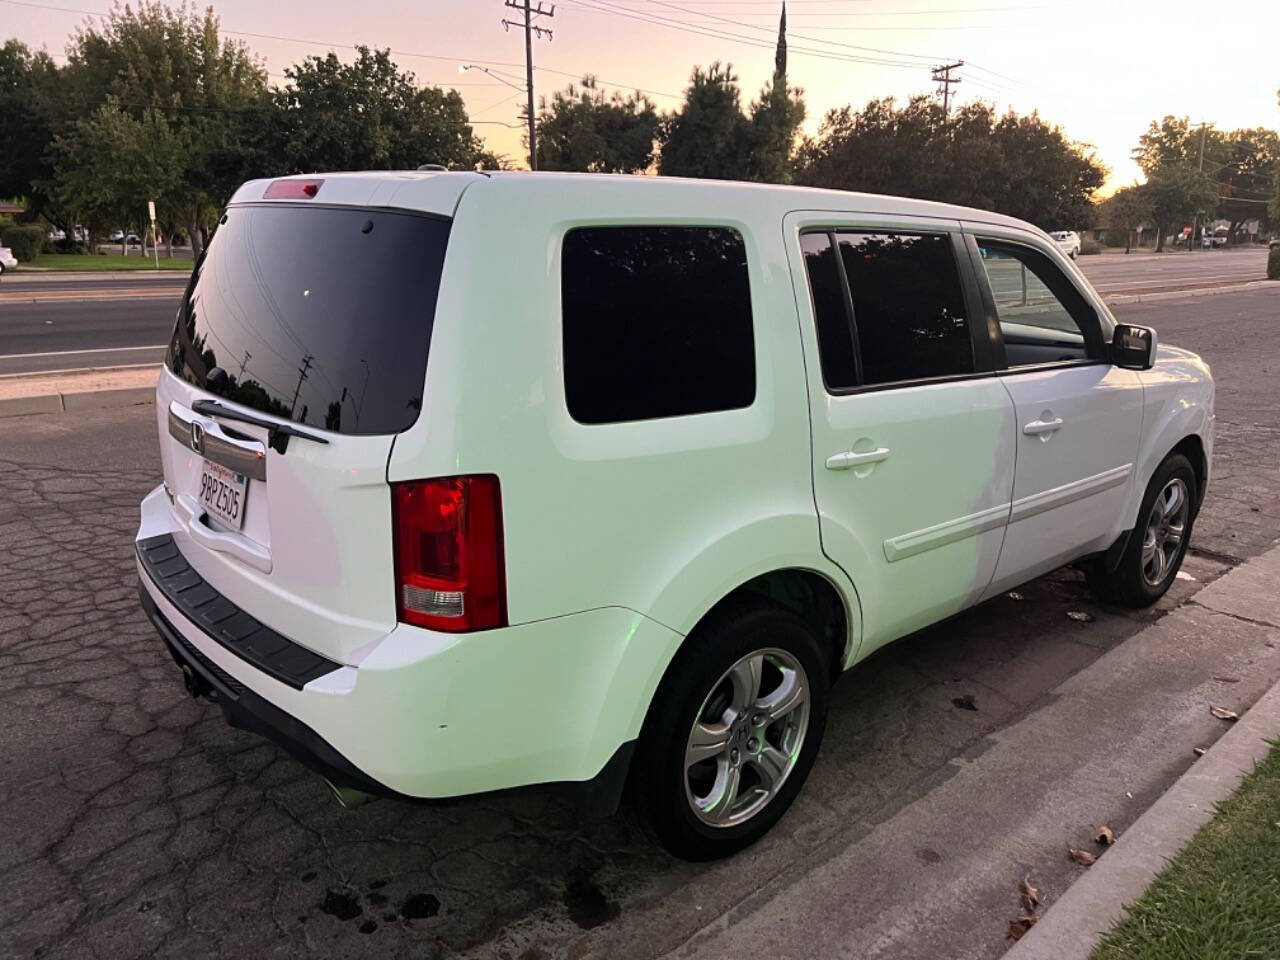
[191,399,330,454]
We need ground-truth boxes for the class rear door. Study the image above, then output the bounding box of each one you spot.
[158,200,452,663]
[788,215,1017,653]
[966,233,1143,597]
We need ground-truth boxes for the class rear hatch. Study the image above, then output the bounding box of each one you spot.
[157,195,451,664]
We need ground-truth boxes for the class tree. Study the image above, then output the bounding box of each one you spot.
[1102,184,1154,253]
[52,100,186,248]
[794,95,1105,229]
[1145,163,1219,251]
[274,47,493,174]
[0,40,58,217]
[534,76,659,173]
[56,1,269,255]
[658,62,753,180]
[1215,127,1279,241]
[746,3,805,183]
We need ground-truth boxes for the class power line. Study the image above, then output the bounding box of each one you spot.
[501,0,555,170]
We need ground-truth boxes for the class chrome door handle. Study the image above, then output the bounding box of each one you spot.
[826,447,890,471]
[1023,417,1064,436]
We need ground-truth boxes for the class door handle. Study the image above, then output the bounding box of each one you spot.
[826,447,890,471]
[1023,417,1064,437]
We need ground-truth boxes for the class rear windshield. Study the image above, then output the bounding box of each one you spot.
[168,203,450,435]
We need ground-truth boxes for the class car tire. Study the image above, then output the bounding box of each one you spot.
[1087,452,1197,608]
[633,599,830,861]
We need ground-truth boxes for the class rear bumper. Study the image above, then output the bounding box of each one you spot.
[136,485,678,806]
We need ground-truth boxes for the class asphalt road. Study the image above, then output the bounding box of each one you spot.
[0,247,1271,377]
[1,286,1278,960]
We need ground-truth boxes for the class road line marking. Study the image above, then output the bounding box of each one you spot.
[0,344,167,360]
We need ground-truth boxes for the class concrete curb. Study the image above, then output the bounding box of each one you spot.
[1005,568,1280,959]
[1104,279,1277,304]
[0,386,155,418]
[7,270,190,282]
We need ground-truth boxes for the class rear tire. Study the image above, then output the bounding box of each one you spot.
[633,600,829,861]
[1087,452,1196,607]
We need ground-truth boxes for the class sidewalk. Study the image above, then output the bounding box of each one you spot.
[603,543,1280,960]
[0,365,157,417]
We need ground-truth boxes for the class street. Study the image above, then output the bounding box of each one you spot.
[1,282,1277,959]
[0,247,1270,376]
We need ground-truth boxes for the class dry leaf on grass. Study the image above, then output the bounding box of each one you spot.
[1066,610,1095,623]
[1007,915,1037,941]
[1194,747,1207,757]
[1095,825,1115,846]
[1068,847,1097,866]
[1019,876,1040,911]
[1210,706,1239,721]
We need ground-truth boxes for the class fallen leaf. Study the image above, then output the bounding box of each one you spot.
[1066,610,1095,623]
[1210,706,1239,722]
[1095,825,1115,846]
[1007,915,1038,941]
[1211,676,1241,684]
[1007,591,1024,601]
[1125,791,1133,799]
[952,694,978,711]
[1019,876,1040,911]
[1068,847,1097,866]
[1175,570,1196,582]
[1193,747,1207,757]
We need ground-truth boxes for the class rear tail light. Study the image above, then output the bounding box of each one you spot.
[391,475,506,632]
[263,178,323,199]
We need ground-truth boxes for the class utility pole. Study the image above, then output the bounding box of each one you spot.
[502,1,555,170]
[236,350,252,380]
[931,61,964,117]
[290,353,313,418]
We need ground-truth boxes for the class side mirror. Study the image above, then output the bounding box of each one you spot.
[1111,323,1158,370]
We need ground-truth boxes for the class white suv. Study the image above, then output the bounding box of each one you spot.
[137,172,1213,860]
[1050,230,1081,258]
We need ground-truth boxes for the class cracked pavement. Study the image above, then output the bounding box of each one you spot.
[1,287,1277,960]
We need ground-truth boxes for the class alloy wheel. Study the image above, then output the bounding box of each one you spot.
[1141,477,1189,587]
[683,648,810,828]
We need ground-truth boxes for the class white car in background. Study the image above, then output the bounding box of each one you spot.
[137,172,1214,861]
[1050,230,1081,258]
[0,245,17,274]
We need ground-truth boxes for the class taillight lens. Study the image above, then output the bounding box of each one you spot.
[263,178,323,199]
[392,475,506,632]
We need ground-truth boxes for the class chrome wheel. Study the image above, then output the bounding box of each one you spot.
[1141,477,1189,587]
[684,648,810,828]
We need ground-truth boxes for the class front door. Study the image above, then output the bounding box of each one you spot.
[967,235,1144,596]
[789,220,1017,653]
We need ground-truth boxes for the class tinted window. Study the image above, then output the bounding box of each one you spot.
[168,204,450,435]
[562,226,755,424]
[837,232,972,386]
[800,232,858,390]
[977,240,1096,366]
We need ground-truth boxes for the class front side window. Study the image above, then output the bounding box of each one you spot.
[976,240,1097,367]
[836,232,973,387]
[561,226,756,424]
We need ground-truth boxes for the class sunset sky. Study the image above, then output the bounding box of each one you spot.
[7,0,1280,192]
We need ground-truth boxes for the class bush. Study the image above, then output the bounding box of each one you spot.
[1080,236,1102,256]
[0,224,46,262]
[1268,246,1280,281]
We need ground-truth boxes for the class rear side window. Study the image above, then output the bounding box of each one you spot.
[561,226,756,424]
[168,204,450,435]
[836,232,972,387]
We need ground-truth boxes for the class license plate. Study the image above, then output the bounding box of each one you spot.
[198,459,248,529]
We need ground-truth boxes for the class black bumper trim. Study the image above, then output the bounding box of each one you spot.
[137,576,637,814]
[136,534,340,690]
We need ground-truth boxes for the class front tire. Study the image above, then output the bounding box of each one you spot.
[1088,452,1196,607]
[633,601,829,861]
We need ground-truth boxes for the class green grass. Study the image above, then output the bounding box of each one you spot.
[1091,742,1280,960]
[15,253,191,272]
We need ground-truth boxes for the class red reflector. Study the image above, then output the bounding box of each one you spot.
[263,178,324,199]
[392,475,506,632]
